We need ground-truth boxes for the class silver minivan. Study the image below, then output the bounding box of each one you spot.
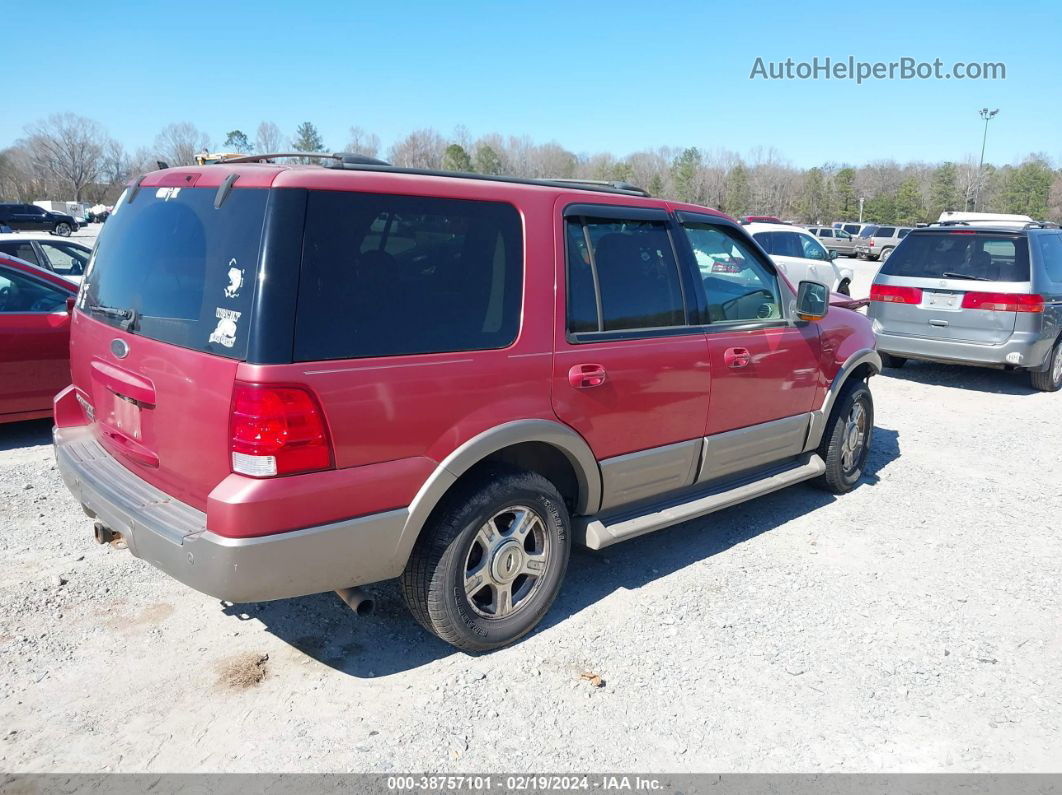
[869,223,1062,391]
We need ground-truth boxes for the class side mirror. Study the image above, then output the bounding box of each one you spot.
[796,280,829,322]
[828,249,838,260]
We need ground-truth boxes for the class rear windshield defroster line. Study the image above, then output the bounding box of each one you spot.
[79,186,267,360]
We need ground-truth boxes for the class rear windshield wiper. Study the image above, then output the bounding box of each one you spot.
[86,303,139,332]
[941,271,990,281]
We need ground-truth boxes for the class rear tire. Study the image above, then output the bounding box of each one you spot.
[1030,340,1062,392]
[812,381,874,495]
[880,352,907,369]
[53,222,72,237]
[880,247,894,261]
[400,465,571,652]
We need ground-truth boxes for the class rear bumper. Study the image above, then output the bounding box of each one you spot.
[874,327,1055,369]
[53,425,409,603]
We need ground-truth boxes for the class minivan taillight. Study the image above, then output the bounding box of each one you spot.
[870,284,923,304]
[230,383,333,477]
[960,292,1045,313]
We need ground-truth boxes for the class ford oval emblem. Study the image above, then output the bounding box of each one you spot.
[110,339,129,359]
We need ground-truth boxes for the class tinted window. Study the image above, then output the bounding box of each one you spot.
[295,192,522,360]
[818,229,833,238]
[836,230,851,240]
[0,240,40,266]
[858,226,879,238]
[843,224,860,235]
[880,232,1030,282]
[1034,233,1062,283]
[81,186,267,359]
[753,230,805,258]
[897,228,912,238]
[875,226,896,237]
[683,223,781,322]
[0,268,68,313]
[565,217,685,332]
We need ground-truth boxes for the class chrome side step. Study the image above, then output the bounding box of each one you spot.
[577,453,826,550]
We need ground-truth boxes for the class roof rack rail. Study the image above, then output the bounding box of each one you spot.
[933,220,970,226]
[202,154,653,198]
[1024,221,1059,229]
[217,152,391,166]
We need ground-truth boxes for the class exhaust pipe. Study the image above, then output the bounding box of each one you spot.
[336,587,374,616]
[93,522,118,545]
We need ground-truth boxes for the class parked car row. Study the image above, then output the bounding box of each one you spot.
[0,237,92,283]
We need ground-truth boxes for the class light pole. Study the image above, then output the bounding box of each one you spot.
[975,107,998,211]
[858,196,865,223]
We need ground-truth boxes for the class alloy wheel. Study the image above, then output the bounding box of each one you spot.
[840,400,868,474]
[463,505,550,619]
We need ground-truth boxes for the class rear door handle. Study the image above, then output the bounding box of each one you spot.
[724,347,752,368]
[568,364,607,388]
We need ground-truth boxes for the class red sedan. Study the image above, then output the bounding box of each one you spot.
[0,253,78,423]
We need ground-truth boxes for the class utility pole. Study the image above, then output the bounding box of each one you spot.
[858,197,865,223]
[975,108,999,211]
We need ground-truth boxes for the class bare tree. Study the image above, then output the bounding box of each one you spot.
[345,126,381,158]
[388,129,445,169]
[154,122,211,166]
[22,113,109,202]
[255,121,283,154]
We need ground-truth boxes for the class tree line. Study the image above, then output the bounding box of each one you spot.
[2,113,1059,223]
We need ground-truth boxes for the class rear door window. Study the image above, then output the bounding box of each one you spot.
[80,186,267,359]
[0,240,40,266]
[875,226,896,237]
[879,232,1030,282]
[565,216,686,332]
[1034,233,1062,284]
[753,230,805,258]
[295,192,522,360]
[818,229,833,238]
[0,267,68,313]
[39,242,89,276]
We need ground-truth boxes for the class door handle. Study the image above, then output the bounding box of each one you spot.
[724,347,752,368]
[568,364,607,388]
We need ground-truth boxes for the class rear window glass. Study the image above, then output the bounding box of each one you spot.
[858,226,879,238]
[843,225,860,235]
[80,187,266,359]
[874,226,896,237]
[879,232,1030,282]
[294,192,522,361]
[753,230,804,258]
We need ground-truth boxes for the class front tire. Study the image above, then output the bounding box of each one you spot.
[401,465,571,652]
[1031,340,1062,392]
[53,222,72,236]
[812,381,874,495]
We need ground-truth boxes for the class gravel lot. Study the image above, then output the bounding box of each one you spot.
[1,248,1060,773]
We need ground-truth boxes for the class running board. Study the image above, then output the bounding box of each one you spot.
[577,453,826,550]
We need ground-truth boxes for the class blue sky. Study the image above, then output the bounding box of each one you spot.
[5,0,1059,168]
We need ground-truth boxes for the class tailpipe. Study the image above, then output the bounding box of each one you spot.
[93,522,119,545]
[336,587,374,616]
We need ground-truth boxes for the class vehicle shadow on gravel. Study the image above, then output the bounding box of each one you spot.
[0,418,53,452]
[229,426,900,676]
[881,360,1038,395]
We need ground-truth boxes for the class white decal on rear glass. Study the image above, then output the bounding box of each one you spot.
[154,187,182,201]
[224,259,244,298]
[208,307,241,349]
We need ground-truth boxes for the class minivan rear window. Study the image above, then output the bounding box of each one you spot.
[294,192,522,361]
[80,187,266,359]
[879,232,1030,282]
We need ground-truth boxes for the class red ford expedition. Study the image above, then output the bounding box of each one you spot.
[53,155,880,651]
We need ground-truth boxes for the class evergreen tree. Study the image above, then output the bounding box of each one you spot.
[893,177,924,225]
[1001,158,1052,218]
[442,143,473,172]
[833,167,856,217]
[222,130,251,153]
[928,162,960,218]
[473,144,502,175]
[292,122,325,163]
[670,147,702,204]
[723,163,751,217]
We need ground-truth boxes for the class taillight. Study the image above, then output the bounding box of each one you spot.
[868,240,875,247]
[230,383,333,477]
[870,284,923,304]
[960,292,1045,313]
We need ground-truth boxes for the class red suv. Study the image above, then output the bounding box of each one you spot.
[53,158,880,651]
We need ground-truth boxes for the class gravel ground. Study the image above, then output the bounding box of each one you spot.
[1,251,1060,773]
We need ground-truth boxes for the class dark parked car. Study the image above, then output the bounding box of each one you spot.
[0,253,77,423]
[0,203,79,236]
[53,159,879,651]
[0,238,91,282]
